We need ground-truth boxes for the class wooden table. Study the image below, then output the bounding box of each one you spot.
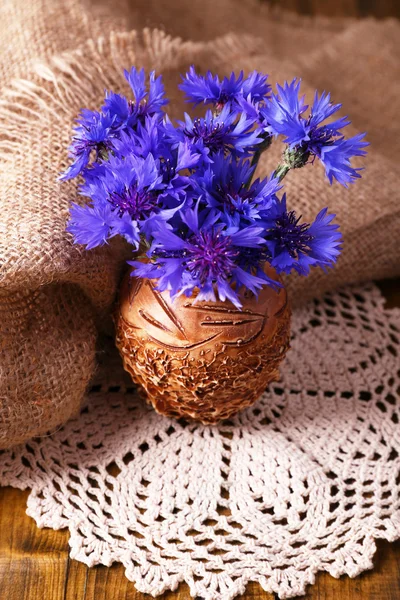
[268,0,400,18]
[1,2,399,599]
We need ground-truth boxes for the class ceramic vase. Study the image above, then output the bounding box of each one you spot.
[115,265,291,423]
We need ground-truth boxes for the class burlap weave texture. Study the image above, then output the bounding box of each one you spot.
[0,0,399,448]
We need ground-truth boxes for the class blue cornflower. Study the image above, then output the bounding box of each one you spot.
[109,125,200,212]
[60,109,115,181]
[62,67,363,306]
[103,68,168,132]
[124,67,168,118]
[85,153,165,220]
[261,79,368,185]
[68,153,170,250]
[318,134,368,186]
[111,117,200,185]
[165,104,262,161]
[261,79,308,145]
[61,68,168,181]
[102,92,133,130]
[264,194,342,275]
[126,115,170,160]
[179,66,270,108]
[67,202,116,249]
[130,204,270,308]
[236,94,264,126]
[67,200,141,249]
[193,153,281,225]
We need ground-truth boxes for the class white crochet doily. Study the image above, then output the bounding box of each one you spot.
[1,283,400,599]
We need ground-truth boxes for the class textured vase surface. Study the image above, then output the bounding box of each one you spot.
[115,265,291,423]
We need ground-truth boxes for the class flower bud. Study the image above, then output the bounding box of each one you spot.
[283,146,310,170]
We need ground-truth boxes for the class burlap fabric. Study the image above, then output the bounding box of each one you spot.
[0,0,399,448]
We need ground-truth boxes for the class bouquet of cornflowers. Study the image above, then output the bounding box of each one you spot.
[62,67,367,308]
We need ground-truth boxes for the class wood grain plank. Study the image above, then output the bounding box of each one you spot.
[0,487,70,600]
[310,540,400,600]
[267,0,400,18]
[63,558,88,600]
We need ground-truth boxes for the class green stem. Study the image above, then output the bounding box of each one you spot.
[273,163,291,182]
[273,146,311,182]
[98,145,109,162]
[136,235,150,257]
[245,134,272,188]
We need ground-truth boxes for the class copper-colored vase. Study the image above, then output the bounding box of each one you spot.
[115,265,291,424]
